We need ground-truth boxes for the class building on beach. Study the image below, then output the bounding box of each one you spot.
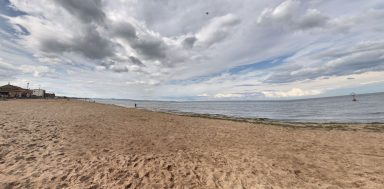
[0,83,55,98]
[32,89,45,97]
[45,93,55,98]
[0,84,32,98]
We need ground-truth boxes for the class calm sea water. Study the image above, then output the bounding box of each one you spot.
[95,92,384,123]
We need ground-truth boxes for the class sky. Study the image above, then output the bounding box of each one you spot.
[0,0,384,100]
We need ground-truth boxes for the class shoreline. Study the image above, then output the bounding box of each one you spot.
[93,99,384,132]
[92,98,384,125]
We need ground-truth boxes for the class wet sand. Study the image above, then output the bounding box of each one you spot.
[0,99,383,188]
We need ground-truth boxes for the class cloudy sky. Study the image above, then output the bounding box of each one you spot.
[1,0,384,100]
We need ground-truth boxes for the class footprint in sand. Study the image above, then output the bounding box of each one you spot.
[26,156,36,161]
[15,156,24,161]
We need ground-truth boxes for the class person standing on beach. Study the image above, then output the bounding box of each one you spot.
[134,103,137,108]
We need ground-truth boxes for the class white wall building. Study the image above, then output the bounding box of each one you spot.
[32,89,45,97]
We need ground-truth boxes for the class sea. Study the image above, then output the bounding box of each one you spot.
[95,92,384,123]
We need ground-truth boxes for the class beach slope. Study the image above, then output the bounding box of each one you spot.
[0,100,383,188]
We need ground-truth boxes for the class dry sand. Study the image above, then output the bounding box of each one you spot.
[0,99,383,189]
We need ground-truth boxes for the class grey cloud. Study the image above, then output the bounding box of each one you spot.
[0,60,53,79]
[0,61,17,71]
[0,70,13,80]
[73,26,114,59]
[182,36,197,48]
[39,26,115,60]
[258,1,329,31]
[39,38,70,53]
[296,9,328,30]
[129,56,145,67]
[101,56,145,73]
[111,22,169,62]
[0,61,18,80]
[196,14,241,47]
[105,55,145,67]
[326,51,384,74]
[315,42,384,59]
[113,22,137,39]
[264,42,384,83]
[14,24,30,35]
[100,60,115,67]
[131,36,167,60]
[131,0,243,37]
[110,65,128,73]
[54,0,105,24]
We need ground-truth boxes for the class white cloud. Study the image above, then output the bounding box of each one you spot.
[0,59,17,71]
[257,0,330,31]
[262,88,323,98]
[214,93,243,98]
[269,0,300,20]
[195,14,240,47]
[19,65,53,77]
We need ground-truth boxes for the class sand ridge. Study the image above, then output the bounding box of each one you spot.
[0,99,383,188]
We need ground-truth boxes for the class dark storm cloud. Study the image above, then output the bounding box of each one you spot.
[54,0,105,24]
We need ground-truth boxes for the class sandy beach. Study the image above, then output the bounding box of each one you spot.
[0,100,383,188]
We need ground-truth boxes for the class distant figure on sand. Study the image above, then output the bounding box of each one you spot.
[134,103,137,108]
